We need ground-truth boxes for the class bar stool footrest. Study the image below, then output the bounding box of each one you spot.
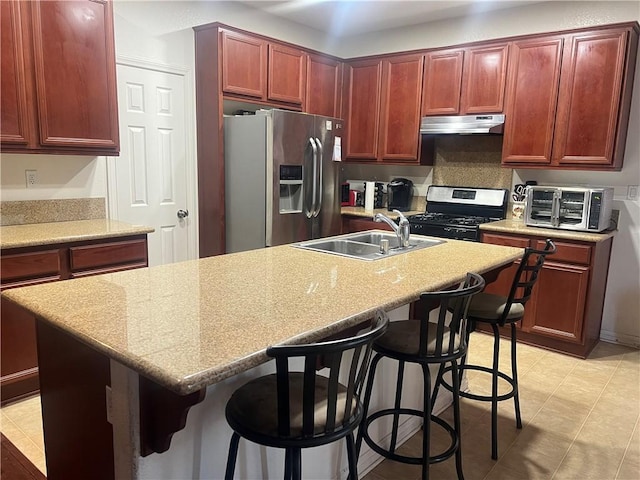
[440,364,517,402]
[362,408,459,465]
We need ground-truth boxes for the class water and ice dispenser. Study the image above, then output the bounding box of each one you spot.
[279,165,303,214]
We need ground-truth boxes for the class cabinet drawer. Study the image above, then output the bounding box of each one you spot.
[481,233,530,248]
[69,239,148,273]
[533,239,591,265]
[1,250,61,285]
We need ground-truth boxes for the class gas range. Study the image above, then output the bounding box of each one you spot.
[408,186,508,242]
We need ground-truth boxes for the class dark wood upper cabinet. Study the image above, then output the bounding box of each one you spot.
[460,43,509,114]
[552,27,636,169]
[503,25,638,170]
[0,1,31,145]
[268,43,307,105]
[421,43,507,116]
[344,58,382,161]
[221,30,267,99]
[502,37,564,165]
[220,29,306,107]
[379,54,424,162]
[0,0,119,155]
[422,49,464,115]
[344,54,425,164]
[306,54,342,118]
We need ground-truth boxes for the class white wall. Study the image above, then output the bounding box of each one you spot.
[340,1,640,57]
[0,154,108,202]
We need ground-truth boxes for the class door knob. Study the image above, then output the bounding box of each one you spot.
[177,209,189,219]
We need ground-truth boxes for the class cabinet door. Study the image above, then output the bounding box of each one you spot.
[552,28,629,168]
[460,43,509,114]
[268,43,306,105]
[221,30,267,99]
[379,54,424,163]
[502,37,564,165]
[422,49,463,115]
[306,54,342,118]
[31,1,119,150]
[344,59,382,161]
[1,296,39,403]
[523,261,589,342]
[0,1,31,146]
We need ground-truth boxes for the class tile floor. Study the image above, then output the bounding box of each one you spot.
[1,393,46,474]
[363,333,640,480]
[0,332,638,480]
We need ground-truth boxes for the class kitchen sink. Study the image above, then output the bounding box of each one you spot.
[293,232,445,261]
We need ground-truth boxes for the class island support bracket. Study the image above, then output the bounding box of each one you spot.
[139,377,206,456]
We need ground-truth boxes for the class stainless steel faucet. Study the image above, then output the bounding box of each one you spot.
[373,210,411,248]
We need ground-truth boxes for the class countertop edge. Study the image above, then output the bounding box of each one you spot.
[480,220,616,243]
[0,220,154,250]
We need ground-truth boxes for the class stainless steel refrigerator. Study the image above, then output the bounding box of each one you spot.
[224,109,344,253]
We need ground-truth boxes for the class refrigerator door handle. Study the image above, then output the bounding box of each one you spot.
[313,138,323,218]
[308,137,318,218]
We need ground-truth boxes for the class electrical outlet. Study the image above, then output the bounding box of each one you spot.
[25,169,37,188]
[627,185,639,201]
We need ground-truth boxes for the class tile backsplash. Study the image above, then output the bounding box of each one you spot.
[0,198,106,226]
[432,135,512,189]
[340,135,512,198]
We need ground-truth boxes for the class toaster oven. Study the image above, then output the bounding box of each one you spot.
[524,186,614,232]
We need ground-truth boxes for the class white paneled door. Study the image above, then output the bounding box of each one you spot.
[109,61,195,267]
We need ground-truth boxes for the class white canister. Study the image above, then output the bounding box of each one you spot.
[364,181,376,211]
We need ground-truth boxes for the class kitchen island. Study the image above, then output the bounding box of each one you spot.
[2,233,522,479]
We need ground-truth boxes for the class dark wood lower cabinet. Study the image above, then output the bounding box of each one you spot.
[341,215,394,233]
[0,234,148,405]
[479,231,613,358]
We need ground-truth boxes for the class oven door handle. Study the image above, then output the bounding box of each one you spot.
[551,191,561,227]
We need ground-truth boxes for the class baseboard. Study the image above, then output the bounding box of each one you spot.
[599,330,640,349]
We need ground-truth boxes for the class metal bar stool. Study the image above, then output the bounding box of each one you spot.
[438,239,556,460]
[356,273,485,480]
[223,311,389,480]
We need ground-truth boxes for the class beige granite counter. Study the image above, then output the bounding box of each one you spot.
[3,233,522,395]
[341,206,424,218]
[480,219,616,243]
[0,219,154,249]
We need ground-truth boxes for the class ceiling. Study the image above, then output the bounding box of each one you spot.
[238,0,546,37]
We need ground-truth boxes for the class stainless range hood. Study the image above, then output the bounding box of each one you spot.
[420,114,505,135]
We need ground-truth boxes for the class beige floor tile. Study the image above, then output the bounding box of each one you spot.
[496,428,572,477]
[361,469,386,480]
[552,444,623,479]
[484,462,552,480]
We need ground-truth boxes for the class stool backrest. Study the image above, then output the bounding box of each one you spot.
[419,272,486,360]
[266,311,389,439]
[501,238,556,325]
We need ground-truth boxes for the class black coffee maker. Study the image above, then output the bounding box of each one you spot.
[387,178,413,211]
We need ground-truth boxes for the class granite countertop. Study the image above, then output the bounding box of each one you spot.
[0,219,155,249]
[480,219,616,243]
[341,207,424,218]
[2,232,522,395]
